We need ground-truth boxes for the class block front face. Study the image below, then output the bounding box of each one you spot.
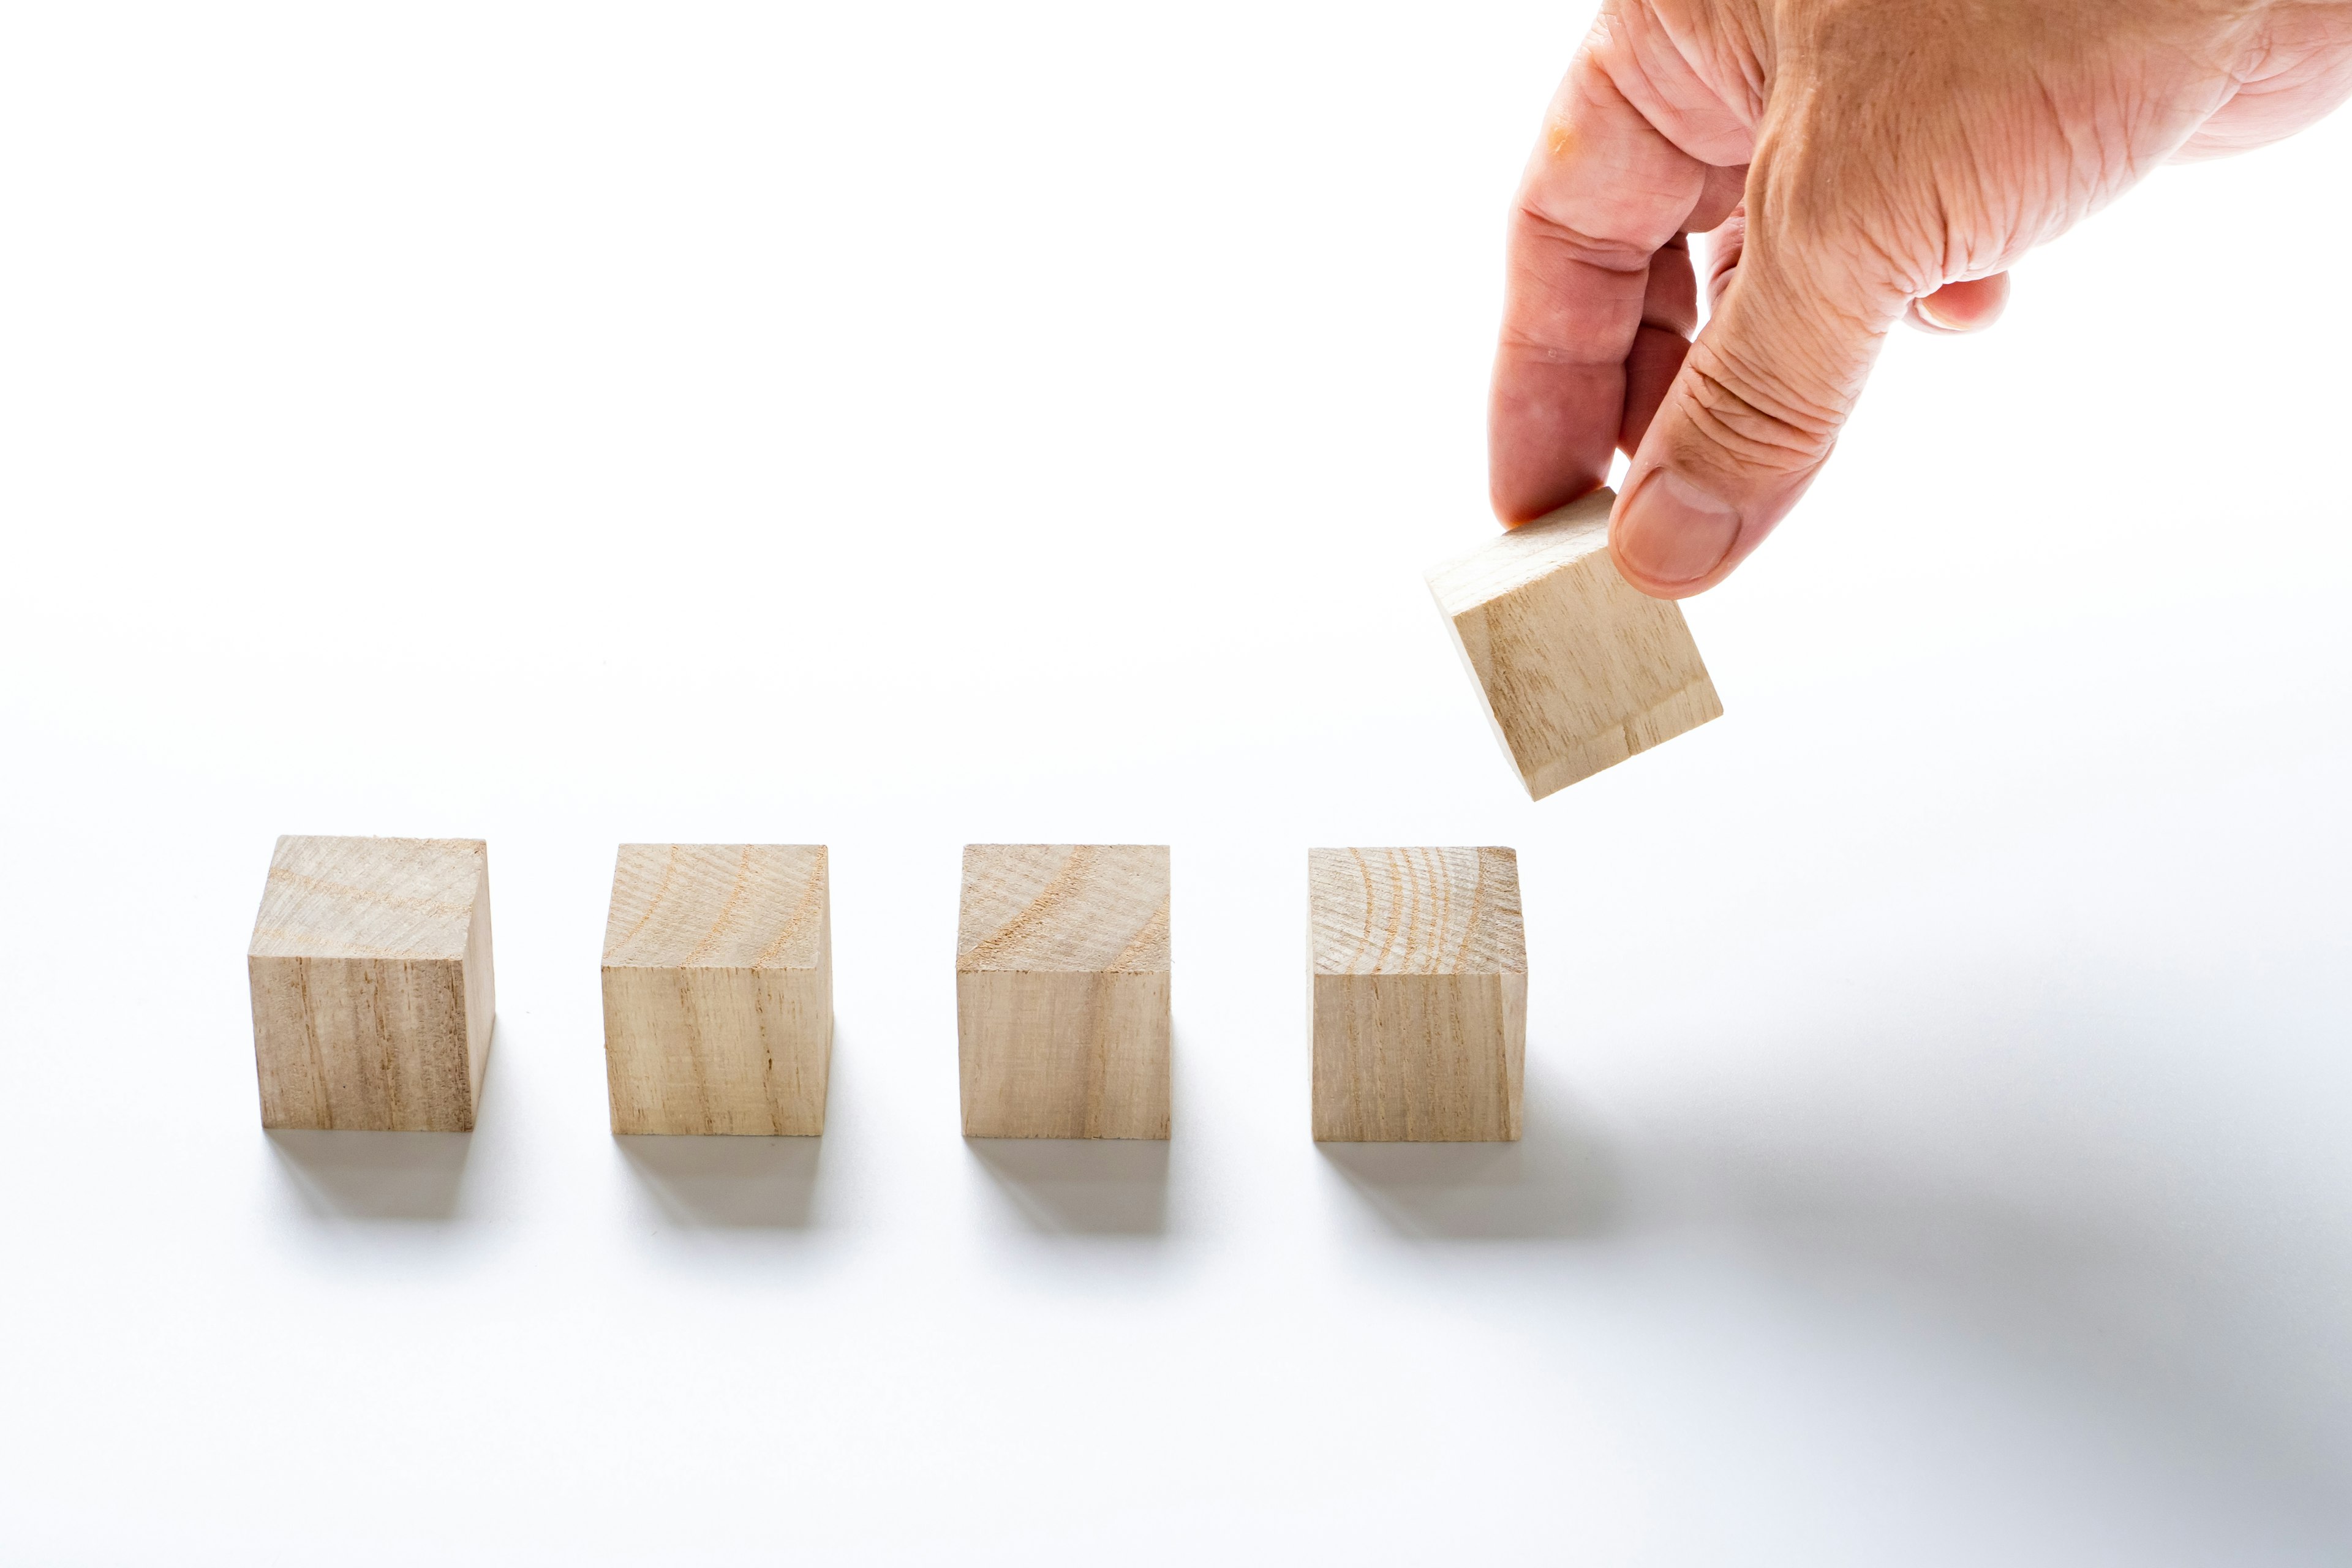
[247,835,494,1131]
[957,845,1171,1139]
[603,967,831,1136]
[1428,489,1721,799]
[601,845,832,1136]
[957,971,1171,1139]
[1309,848,1526,1143]
[1313,973,1526,1142]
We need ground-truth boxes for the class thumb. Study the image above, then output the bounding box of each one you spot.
[1608,206,1901,597]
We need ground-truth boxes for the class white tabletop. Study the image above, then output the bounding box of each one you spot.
[1,3,2348,1561]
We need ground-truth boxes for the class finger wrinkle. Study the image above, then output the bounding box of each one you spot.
[1496,326,1633,367]
[1680,340,1849,461]
[1675,365,1833,474]
[1512,205,1657,274]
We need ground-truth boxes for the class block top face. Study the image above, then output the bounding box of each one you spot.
[1309,847,1525,976]
[957,844,1170,974]
[248,835,486,961]
[1426,489,1612,616]
[603,844,828,969]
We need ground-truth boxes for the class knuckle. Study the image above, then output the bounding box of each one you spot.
[1512,202,1656,276]
[1747,142,1936,299]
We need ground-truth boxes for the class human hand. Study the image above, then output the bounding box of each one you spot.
[1490,0,2352,597]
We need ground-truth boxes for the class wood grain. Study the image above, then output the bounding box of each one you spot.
[1428,488,1721,799]
[957,844,1170,1139]
[1310,846,1525,1142]
[247,834,495,1132]
[601,844,832,1136]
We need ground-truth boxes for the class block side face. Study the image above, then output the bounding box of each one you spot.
[251,955,326,1128]
[1425,489,1615,614]
[1501,971,1528,1142]
[603,966,831,1136]
[1308,847,1524,976]
[249,836,486,961]
[602,845,828,970]
[250,954,475,1131]
[600,973,630,1134]
[462,856,495,1105]
[812,910,835,1129]
[1311,973,1515,1142]
[1475,549,1717,796]
[957,971,1170,1139]
[957,845,1171,974]
[1434,595,1543,793]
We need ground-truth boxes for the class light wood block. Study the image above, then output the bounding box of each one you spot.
[957,844,1170,1140]
[248,835,496,1132]
[601,845,832,1136]
[1428,488,1722,799]
[1310,846,1526,1142]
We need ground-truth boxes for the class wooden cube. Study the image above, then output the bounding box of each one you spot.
[1310,846,1525,1142]
[601,845,832,1136]
[957,844,1170,1140]
[247,835,496,1132]
[1428,488,1722,799]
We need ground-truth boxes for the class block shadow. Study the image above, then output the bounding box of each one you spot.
[260,1016,519,1222]
[967,1137,1170,1236]
[267,1129,473,1221]
[616,1135,825,1229]
[1317,1072,1618,1239]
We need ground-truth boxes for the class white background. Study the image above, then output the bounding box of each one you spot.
[2,3,2349,1562]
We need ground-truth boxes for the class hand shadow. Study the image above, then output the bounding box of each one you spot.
[1317,1071,1618,1240]
[967,1138,1170,1236]
[616,1136,825,1228]
[267,1129,473,1221]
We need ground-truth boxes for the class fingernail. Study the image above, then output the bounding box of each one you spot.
[1615,466,1741,586]
[1913,294,1964,333]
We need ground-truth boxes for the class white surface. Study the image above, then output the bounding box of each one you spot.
[3,4,2350,1562]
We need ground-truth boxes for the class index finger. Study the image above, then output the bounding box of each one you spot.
[1489,27,1713,523]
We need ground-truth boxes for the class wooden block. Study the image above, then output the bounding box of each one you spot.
[957,844,1170,1140]
[601,845,832,1136]
[1310,846,1526,1142]
[1428,488,1722,799]
[247,835,495,1132]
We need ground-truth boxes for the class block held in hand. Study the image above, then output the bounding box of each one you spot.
[1428,488,1721,799]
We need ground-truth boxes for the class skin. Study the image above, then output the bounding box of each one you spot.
[1490,0,2352,597]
